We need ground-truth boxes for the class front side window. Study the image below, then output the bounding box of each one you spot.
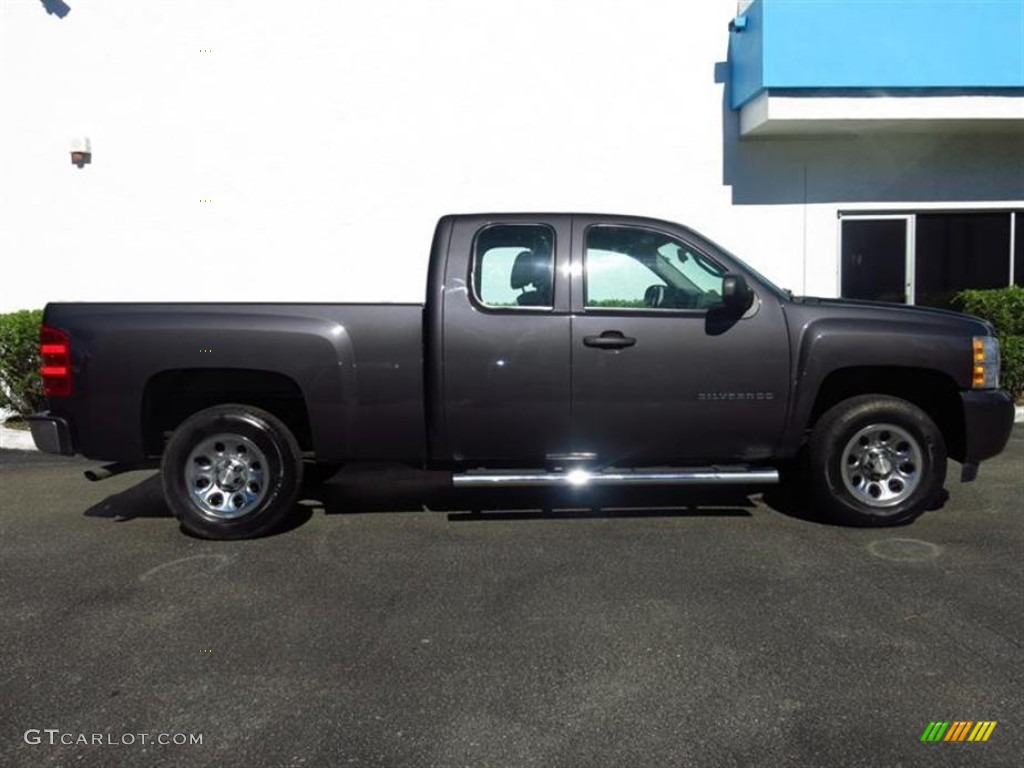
[585,226,725,310]
[473,224,555,309]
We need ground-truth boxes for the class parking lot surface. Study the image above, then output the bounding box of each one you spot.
[1,430,1022,767]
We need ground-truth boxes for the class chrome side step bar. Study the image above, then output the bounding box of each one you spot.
[452,468,779,488]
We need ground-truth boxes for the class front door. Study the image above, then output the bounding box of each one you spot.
[569,218,790,465]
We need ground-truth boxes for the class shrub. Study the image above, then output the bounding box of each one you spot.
[955,286,1024,401]
[955,285,1024,336]
[587,299,648,308]
[0,309,45,416]
[1000,335,1024,403]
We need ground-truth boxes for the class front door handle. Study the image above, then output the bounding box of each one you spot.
[583,331,637,350]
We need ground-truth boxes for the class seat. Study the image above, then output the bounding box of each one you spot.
[510,249,553,306]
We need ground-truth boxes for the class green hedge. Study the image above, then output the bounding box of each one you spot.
[0,309,45,416]
[956,286,1024,401]
[999,336,1024,402]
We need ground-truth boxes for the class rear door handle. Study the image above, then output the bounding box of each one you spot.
[583,331,637,350]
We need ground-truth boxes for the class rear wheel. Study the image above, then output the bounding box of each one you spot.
[161,404,304,539]
[808,395,946,526]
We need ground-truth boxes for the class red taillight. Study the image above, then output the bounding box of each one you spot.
[40,325,72,396]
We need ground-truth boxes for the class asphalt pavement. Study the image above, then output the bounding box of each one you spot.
[1,431,1022,767]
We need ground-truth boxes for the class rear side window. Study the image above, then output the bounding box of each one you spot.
[473,224,555,309]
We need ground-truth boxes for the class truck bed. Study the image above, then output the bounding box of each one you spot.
[42,302,427,463]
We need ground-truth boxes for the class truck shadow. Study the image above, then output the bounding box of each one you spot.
[82,472,317,537]
[759,482,950,527]
[81,466,793,533]
[759,484,834,526]
[82,468,951,533]
[83,473,171,521]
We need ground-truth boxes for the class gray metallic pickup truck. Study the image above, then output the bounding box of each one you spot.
[30,214,1015,539]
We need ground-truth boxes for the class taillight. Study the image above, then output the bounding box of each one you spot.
[40,325,73,396]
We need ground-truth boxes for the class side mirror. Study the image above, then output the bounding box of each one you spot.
[721,274,753,313]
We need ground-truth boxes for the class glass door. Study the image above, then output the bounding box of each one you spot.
[840,216,913,304]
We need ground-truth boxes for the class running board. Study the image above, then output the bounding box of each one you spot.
[452,468,779,488]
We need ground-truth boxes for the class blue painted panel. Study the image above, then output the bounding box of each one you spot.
[730,0,1024,108]
[729,0,765,108]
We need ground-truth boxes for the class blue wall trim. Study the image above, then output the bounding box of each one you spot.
[730,0,1024,109]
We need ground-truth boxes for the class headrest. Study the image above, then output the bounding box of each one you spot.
[510,249,551,290]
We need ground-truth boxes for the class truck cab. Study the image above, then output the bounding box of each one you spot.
[432,214,790,467]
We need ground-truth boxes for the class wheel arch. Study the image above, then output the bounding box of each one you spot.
[142,368,313,457]
[804,366,965,462]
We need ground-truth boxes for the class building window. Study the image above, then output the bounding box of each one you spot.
[915,213,1010,309]
[840,211,1019,309]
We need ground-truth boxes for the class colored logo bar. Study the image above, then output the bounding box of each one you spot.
[921,721,997,742]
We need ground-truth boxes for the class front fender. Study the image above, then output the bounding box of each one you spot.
[780,317,971,454]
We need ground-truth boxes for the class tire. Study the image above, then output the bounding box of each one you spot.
[808,395,946,527]
[161,404,304,540]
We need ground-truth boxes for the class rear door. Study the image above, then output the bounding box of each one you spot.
[569,217,790,464]
[441,216,573,463]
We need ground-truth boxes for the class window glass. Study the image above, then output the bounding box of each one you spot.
[585,226,725,310]
[915,213,1010,309]
[841,219,907,304]
[473,225,555,309]
[586,250,665,308]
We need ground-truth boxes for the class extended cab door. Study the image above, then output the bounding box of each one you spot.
[440,215,573,463]
[569,217,790,464]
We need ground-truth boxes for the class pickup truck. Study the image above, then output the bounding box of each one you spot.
[29,213,1015,539]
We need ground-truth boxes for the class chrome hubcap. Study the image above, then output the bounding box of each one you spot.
[185,433,268,519]
[840,423,922,508]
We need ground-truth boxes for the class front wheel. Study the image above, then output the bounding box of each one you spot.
[161,405,304,539]
[808,395,946,526]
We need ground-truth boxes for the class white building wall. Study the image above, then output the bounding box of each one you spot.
[1,0,1021,313]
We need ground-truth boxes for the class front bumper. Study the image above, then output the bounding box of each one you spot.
[959,390,1015,481]
[26,412,76,456]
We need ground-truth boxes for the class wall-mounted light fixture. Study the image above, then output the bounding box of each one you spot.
[70,137,91,168]
[729,15,748,33]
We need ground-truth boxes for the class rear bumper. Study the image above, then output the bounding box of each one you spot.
[26,412,76,456]
[959,390,1015,481]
